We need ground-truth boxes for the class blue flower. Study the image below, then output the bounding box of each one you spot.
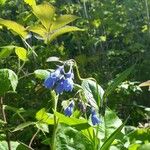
[44,66,64,89]
[64,101,74,117]
[91,108,101,125]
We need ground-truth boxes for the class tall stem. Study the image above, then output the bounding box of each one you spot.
[0,97,11,150]
[51,91,59,150]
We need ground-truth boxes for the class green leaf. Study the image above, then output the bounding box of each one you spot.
[50,15,79,31]
[15,47,28,61]
[36,108,54,125]
[0,0,6,5]
[24,0,36,7]
[13,122,34,132]
[138,143,150,150]
[27,25,47,39]
[0,69,18,95]
[3,105,25,114]
[32,3,55,30]
[104,65,135,99]
[55,111,90,130]
[35,122,49,133]
[0,18,28,38]
[34,69,50,79]
[0,141,20,150]
[82,79,104,108]
[99,108,123,141]
[100,118,128,150]
[0,46,15,59]
[56,125,93,150]
[47,25,84,43]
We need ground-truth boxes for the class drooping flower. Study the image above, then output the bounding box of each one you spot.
[64,101,74,117]
[44,66,64,89]
[91,108,101,125]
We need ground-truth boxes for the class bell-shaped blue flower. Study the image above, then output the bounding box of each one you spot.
[55,78,65,94]
[91,108,101,125]
[64,101,74,117]
[44,66,64,89]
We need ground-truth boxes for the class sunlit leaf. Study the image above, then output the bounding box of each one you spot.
[47,25,84,43]
[32,3,55,30]
[24,0,36,7]
[55,111,90,130]
[139,80,150,87]
[82,79,104,108]
[36,108,54,125]
[27,25,47,39]
[35,122,49,133]
[0,69,18,95]
[100,117,128,150]
[15,47,28,61]
[138,143,150,150]
[0,18,28,38]
[50,15,78,31]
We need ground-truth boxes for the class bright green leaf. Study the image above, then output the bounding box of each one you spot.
[55,111,90,130]
[32,3,55,30]
[0,18,28,38]
[24,0,36,7]
[15,47,28,61]
[36,108,54,125]
[36,122,49,133]
[47,25,84,43]
[138,143,150,150]
[50,15,78,31]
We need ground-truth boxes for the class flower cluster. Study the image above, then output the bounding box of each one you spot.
[64,101,74,117]
[44,65,74,94]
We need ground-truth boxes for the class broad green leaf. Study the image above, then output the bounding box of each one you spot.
[99,108,123,141]
[103,65,135,99]
[24,0,36,7]
[0,69,18,95]
[55,111,90,130]
[50,15,78,31]
[0,18,28,38]
[138,143,150,150]
[36,108,54,125]
[35,122,49,133]
[0,141,20,150]
[27,25,47,39]
[34,69,50,79]
[32,3,55,30]
[0,46,15,59]
[56,125,93,150]
[13,122,34,132]
[47,25,84,43]
[100,118,128,150]
[15,47,28,61]
[82,79,104,108]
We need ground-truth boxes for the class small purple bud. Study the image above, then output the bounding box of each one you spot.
[64,101,74,117]
[91,108,101,125]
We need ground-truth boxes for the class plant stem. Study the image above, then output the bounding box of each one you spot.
[0,97,11,150]
[29,129,40,148]
[51,91,59,150]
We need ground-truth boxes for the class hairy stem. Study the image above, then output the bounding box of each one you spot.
[0,97,11,150]
[29,129,40,148]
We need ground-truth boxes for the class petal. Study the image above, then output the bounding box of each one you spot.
[91,114,100,125]
[63,78,74,92]
[55,79,65,94]
[44,76,57,89]
[64,106,73,117]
